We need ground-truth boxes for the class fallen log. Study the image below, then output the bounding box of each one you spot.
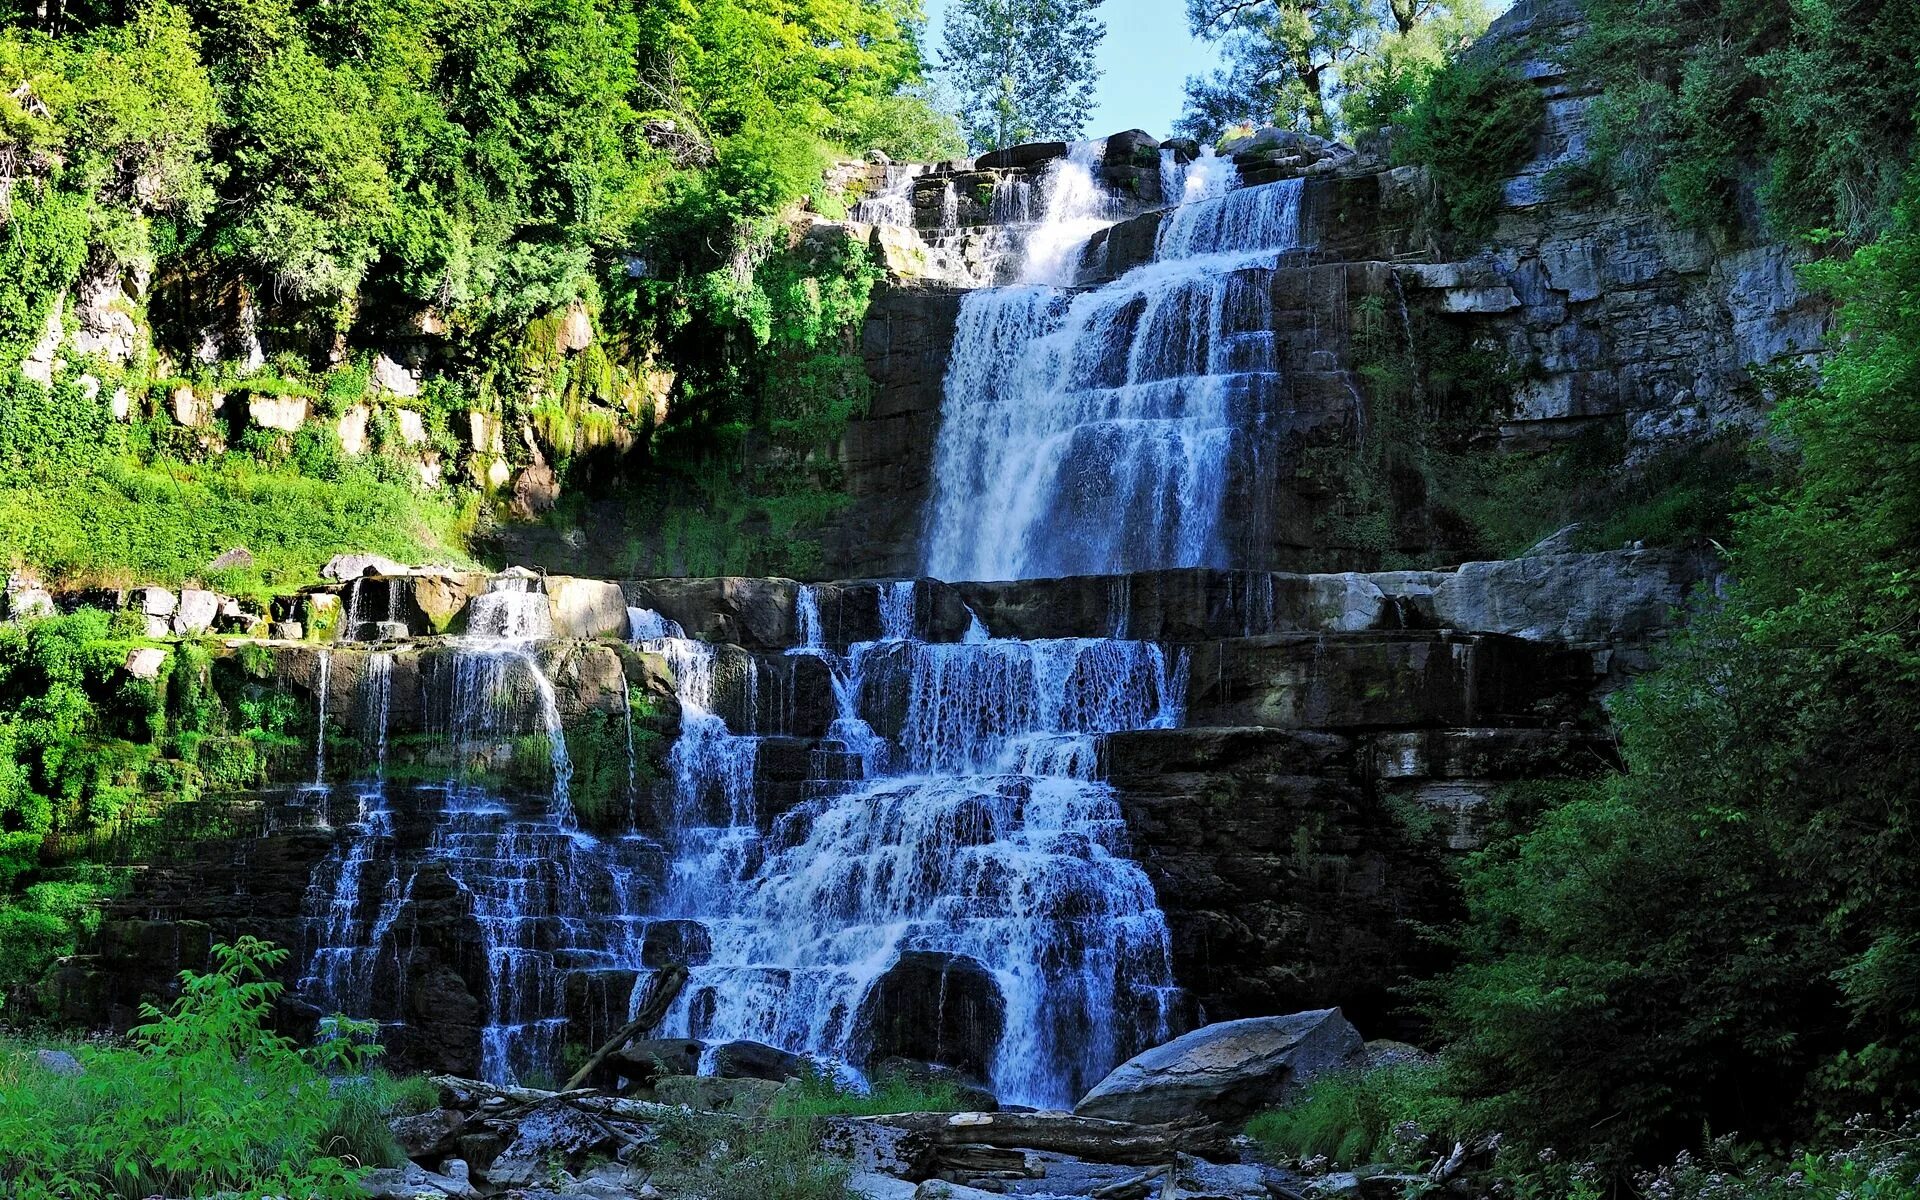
[856,1110,1225,1166]
[426,1075,695,1125]
[563,963,689,1092]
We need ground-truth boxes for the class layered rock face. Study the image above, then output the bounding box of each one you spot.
[818,0,1825,580]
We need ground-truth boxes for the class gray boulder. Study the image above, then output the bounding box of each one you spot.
[486,1102,614,1187]
[388,1107,466,1160]
[35,1048,83,1075]
[173,588,222,635]
[1073,1009,1364,1126]
[323,553,412,581]
[356,1162,479,1199]
[710,1038,805,1081]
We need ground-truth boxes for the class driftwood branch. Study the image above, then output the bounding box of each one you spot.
[858,1110,1225,1166]
[562,962,689,1092]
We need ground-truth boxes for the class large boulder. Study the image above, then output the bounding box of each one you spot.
[545,577,628,639]
[710,1039,804,1082]
[1073,1009,1364,1126]
[855,951,1006,1082]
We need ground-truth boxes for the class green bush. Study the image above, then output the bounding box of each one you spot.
[0,937,381,1199]
[1393,57,1542,242]
[645,1107,850,1200]
[1245,1063,1452,1169]
[771,1065,969,1118]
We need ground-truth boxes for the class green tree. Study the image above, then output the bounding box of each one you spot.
[1431,169,1920,1172]
[1178,0,1489,140]
[940,0,1106,151]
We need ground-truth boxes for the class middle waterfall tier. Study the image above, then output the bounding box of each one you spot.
[291,582,1193,1108]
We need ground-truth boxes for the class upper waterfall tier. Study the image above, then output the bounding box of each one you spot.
[923,156,1310,582]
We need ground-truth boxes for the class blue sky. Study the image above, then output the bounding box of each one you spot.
[921,0,1219,141]
[919,0,1518,144]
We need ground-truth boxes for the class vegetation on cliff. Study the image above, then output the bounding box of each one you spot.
[0,0,950,587]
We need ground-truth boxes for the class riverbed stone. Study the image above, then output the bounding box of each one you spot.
[1074,1010,1365,1125]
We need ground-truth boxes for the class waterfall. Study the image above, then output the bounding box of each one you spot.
[312,649,331,785]
[647,584,1187,1108]
[852,163,926,226]
[298,652,401,1021]
[924,166,1310,581]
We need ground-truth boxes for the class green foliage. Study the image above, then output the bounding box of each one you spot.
[0,451,473,595]
[1391,56,1542,242]
[1179,0,1491,141]
[941,0,1106,151]
[644,1106,851,1200]
[1428,171,1920,1172]
[0,938,410,1198]
[1576,0,1920,239]
[1245,1063,1452,1168]
[771,1065,969,1117]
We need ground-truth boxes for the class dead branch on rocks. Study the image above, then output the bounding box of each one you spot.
[857,1110,1228,1166]
[562,962,689,1092]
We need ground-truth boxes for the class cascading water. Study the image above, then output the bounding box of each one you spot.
[298,577,659,1087]
[924,153,1309,581]
[643,584,1187,1107]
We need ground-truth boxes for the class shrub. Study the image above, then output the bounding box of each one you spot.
[1393,57,1542,243]
[0,937,375,1199]
[771,1065,969,1118]
[1245,1063,1453,1169]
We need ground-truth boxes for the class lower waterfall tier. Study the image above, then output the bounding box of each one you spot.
[34,554,1705,1107]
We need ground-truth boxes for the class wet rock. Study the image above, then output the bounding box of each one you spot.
[622,577,799,650]
[855,951,1006,1082]
[710,1039,804,1082]
[612,1037,703,1083]
[389,1107,466,1160]
[324,553,412,581]
[640,919,711,967]
[486,1101,615,1187]
[1074,1010,1365,1126]
[975,141,1068,171]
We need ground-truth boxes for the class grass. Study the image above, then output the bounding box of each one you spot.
[0,452,478,602]
[0,939,439,1199]
[646,1108,851,1200]
[770,1066,970,1118]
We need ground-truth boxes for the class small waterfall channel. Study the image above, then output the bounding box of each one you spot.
[297,574,659,1085]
